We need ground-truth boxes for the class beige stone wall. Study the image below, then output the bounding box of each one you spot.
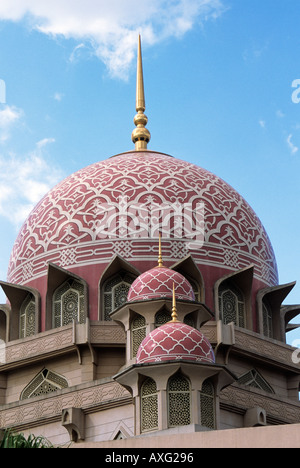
[19,404,134,446]
[5,352,80,404]
[95,348,126,380]
[71,423,300,448]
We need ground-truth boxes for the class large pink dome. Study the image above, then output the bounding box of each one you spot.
[136,321,215,364]
[127,266,195,302]
[7,151,278,301]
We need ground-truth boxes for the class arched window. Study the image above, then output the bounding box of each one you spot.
[200,379,215,429]
[167,372,191,427]
[53,278,85,328]
[219,282,245,328]
[237,369,274,394]
[20,368,68,400]
[131,314,146,358]
[20,294,36,338]
[262,301,273,338]
[188,277,201,302]
[103,272,136,321]
[141,378,159,433]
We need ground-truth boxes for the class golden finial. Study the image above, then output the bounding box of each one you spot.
[158,232,163,267]
[171,283,180,322]
[131,35,151,151]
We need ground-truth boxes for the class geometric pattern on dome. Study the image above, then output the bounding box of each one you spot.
[7,152,278,287]
[136,321,215,364]
[127,267,195,302]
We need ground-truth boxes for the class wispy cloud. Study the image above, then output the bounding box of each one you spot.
[0,0,226,79]
[0,139,63,227]
[69,43,87,64]
[53,92,64,102]
[259,120,266,129]
[287,134,298,155]
[0,105,23,142]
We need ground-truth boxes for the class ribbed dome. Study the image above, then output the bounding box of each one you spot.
[127,266,195,302]
[136,321,215,364]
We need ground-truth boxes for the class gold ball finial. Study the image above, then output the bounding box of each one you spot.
[132,35,151,151]
[158,232,163,268]
[171,283,180,323]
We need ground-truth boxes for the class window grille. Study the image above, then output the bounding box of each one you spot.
[20,294,36,338]
[131,314,146,357]
[183,313,196,328]
[238,369,274,394]
[155,310,171,327]
[200,379,215,429]
[155,310,195,328]
[103,272,136,321]
[141,378,159,432]
[167,373,191,427]
[262,302,273,338]
[219,282,245,328]
[53,278,85,328]
[188,277,201,302]
[20,368,68,400]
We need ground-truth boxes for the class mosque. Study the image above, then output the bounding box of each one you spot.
[0,36,299,448]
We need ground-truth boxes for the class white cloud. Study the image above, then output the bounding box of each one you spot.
[69,43,87,63]
[53,92,64,102]
[259,120,266,129]
[0,105,23,142]
[36,137,56,149]
[287,134,298,155]
[0,0,225,79]
[0,139,63,227]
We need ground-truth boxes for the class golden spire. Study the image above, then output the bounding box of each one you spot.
[131,35,151,151]
[158,232,163,267]
[171,283,180,322]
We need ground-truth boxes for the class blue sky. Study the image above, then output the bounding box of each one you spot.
[0,0,299,342]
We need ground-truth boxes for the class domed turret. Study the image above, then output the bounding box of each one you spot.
[127,266,195,303]
[136,284,214,364]
[136,321,215,364]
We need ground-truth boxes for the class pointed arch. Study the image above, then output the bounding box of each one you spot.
[53,277,86,328]
[131,313,146,358]
[257,282,296,342]
[0,281,40,340]
[20,368,68,400]
[0,305,9,343]
[219,282,246,327]
[214,266,254,330]
[167,371,191,427]
[237,369,274,394]
[20,293,36,338]
[141,377,159,433]
[46,263,88,330]
[99,256,140,321]
[200,379,215,429]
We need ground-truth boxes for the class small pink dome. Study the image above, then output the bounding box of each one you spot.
[136,321,215,364]
[127,266,195,302]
